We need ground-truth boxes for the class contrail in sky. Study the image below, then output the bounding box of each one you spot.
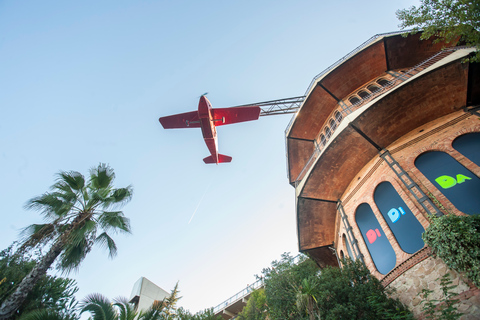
[188,177,214,224]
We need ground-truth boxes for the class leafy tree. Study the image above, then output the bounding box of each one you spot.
[176,308,222,320]
[0,164,133,320]
[396,0,480,62]
[81,284,183,320]
[0,246,78,320]
[236,289,267,320]
[315,259,412,320]
[18,309,77,320]
[422,214,480,286]
[160,282,181,318]
[261,253,319,320]
[259,253,412,320]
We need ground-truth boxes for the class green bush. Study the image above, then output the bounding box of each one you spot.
[259,253,412,320]
[423,214,480,287]
[236,289,267,320]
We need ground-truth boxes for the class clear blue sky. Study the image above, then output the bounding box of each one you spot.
[0,0,418,314]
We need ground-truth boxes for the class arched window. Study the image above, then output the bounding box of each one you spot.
[319,134,326,148]
[325,126,332,139]
[335,111,343,123]
[339,250,345,260]
[373,182,425,254]
[377,78,389,87]
[452,132,480,166]
[358,90,369,99]
[329,118,337,131]
[349,96,360,104]
[367,84,380,93]
[415,151,480,215]
[355,203,396,274]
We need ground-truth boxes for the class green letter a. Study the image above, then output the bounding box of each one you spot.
[456,174,472,184]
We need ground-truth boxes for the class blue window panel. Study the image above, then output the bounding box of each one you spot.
[374,182,425,254]
[415,151,480,215]
[452,132,480,166]
[355,203,396,274]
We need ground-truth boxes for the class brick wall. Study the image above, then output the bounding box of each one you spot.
[334,110,480,318]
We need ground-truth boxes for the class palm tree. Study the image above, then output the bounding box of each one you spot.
[0,164,133,320]
[80,294,134,320]
[295,278,320,320]
[80,294,119,320]
[80,294,168,320]
[114,297,137,320]
[18,309,78,320]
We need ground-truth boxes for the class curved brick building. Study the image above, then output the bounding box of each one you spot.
[286,31,480,318]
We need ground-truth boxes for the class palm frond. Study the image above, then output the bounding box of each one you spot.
[67,219,97,247]
[19,223,57,249]
[137,301,165,320]
[98,212,131,234]
[80,293,117,320]
[25,193,75,220]
[90,164,115,190]
[59,235,93,273]
[90,191,107,205]
[82,188,90,203]
[56,171,85,191]
[19,309,73,320]
[53,190,77,206]
[51,182,78,203]
[113,297,137,320]
[102,187,134,209]
[94,232,118,258]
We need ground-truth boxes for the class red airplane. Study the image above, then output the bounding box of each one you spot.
[159,95,261,164]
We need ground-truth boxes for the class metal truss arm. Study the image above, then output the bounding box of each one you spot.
[229,96,305,116]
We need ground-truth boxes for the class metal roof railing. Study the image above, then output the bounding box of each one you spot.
[289,45,471,186]
[285,30,409,133]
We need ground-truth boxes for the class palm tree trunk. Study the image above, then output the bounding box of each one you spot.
[0,240,63,320]
[0,209,91,320]
[308,297,314,320]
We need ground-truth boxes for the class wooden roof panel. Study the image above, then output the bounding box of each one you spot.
[300,126,379,200]
[385,33,459,70]
[289,85,338,140]
[287,138,315,185]
[297,198,337,250]
[321,41,387,100]
[354,61,469,147]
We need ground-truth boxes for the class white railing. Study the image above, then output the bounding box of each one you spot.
[212,278,264,314]
[212,254,303,314]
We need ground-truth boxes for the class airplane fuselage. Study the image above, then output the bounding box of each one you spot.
[198,96,219,163]
[159,95,260,164]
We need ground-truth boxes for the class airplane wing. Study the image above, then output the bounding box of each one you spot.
[159,111,200,129]
[211,106,261,127]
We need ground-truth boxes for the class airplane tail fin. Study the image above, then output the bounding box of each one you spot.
[218,154,232,163]
[203,154,232,164]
